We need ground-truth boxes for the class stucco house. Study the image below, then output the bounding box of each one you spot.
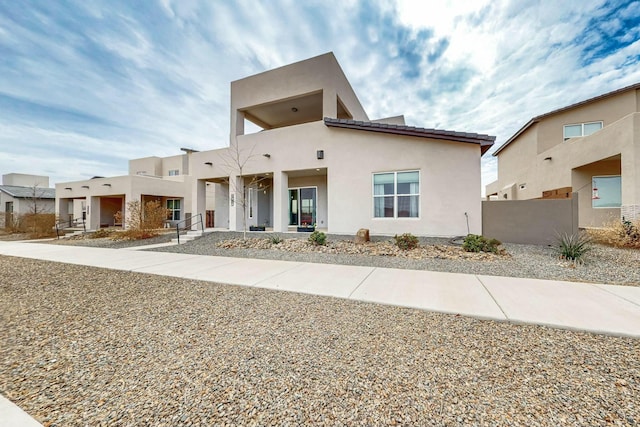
[486,82,640,228]
[55,153,201,228]
[1,173,55,228]
[57,52,495,236]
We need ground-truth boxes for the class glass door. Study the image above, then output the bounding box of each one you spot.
[288,187,317,226]
[289,189,298,226]
[299,187,316,226]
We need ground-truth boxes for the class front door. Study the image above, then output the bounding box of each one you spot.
[288,187,317,226]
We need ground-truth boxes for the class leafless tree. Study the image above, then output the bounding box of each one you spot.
[219,140,270,239]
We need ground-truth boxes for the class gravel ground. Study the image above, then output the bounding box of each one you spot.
[144,231,640,287]
[1,256,639,426]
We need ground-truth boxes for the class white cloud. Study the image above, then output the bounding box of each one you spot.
[0,0,638,196]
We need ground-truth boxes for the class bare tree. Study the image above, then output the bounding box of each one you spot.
[219,140,270,239]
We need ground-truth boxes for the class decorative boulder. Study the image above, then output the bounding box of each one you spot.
[355,228,370,244]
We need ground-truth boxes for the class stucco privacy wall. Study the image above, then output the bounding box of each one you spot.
[191,121,483,236]
[482,196,578,245]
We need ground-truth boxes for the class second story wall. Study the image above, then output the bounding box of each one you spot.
[230,52,369,138]
[536,88,638,154]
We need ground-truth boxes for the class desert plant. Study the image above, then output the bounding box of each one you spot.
[587,217,640,249]
[394,233,419,250]
[462,234,502,254]
[555,232,592,263]
[125,200,170,232]
[308,230,327,246]
[269,235,282,245]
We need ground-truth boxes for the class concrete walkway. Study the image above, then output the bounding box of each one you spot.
[1,240,639,426]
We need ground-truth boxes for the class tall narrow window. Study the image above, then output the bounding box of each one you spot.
[373,171,419,218]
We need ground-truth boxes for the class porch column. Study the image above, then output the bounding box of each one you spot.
[228,175,244,232]
[56,197,69,223]
[192,178,206,230]
[273,171,289,232]
[87,196,101,231]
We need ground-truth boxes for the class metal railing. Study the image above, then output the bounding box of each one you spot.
[54,218,86,239]
[174,213,204,244]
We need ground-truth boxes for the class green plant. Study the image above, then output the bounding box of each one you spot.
[555,232,592,263]
[462,234,502,254]
[308,230,326,246]
[394,233,419,250]
[269,235,282,245]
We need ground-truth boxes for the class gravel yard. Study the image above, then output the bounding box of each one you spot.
[143,231,640,287]
[1,256,639,426]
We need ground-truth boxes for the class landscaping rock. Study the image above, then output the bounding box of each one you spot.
[355,228,370,243]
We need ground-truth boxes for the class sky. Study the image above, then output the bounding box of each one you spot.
[1,0,639,192]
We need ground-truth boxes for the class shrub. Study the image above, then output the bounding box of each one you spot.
[394,233,419,250]
[587,217,640,249]
[308,230,327,246]
[555,232,592,263]
[269,235,282,245]
[462,234,502,254]
[6,213,56,238]
[90,228,114,239]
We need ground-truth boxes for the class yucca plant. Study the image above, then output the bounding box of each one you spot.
[555,232,592,263]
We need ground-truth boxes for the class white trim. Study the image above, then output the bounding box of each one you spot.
[591,174,621,209]
[563,121,603,140]
[372,170,420,219]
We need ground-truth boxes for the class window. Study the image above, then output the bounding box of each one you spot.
[563,121,603,140]
[373,171,419,218]
[168,169,179,176]
[247,188,254,218]
[166,199,181,220]
[592,176,621,208]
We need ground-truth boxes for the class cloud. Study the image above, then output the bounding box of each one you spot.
[0,0,638,195]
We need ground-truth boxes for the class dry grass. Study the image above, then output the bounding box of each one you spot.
[2,213,56,239]
[586,218,640,249]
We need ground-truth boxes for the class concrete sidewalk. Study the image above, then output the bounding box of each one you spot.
[1,240,639,426]
[1,240,639,337]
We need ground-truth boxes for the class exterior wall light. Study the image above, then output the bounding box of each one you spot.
[81,185,89,189]
[544,157,552,161]
[65,187,72,190]
[317,150,324,159]
[102,183,111,187]
[263,153,271,158]
[204,162,213,166]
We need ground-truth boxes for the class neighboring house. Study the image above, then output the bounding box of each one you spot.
[1,173,55,228]
[486,82,640,228]
[57,52,495,236]
[56,153,195,228]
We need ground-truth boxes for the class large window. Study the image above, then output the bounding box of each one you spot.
[592,176,621,208]
[166,199,181,220]
[373,171,419,218]
[563,121,603,140]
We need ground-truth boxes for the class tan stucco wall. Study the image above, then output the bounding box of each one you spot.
[191,121,483,237]
[56,175,190,230]
[536,89,638,153]
[230,52,368,138]
[2,173,50,187]
[487,108,639,227]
